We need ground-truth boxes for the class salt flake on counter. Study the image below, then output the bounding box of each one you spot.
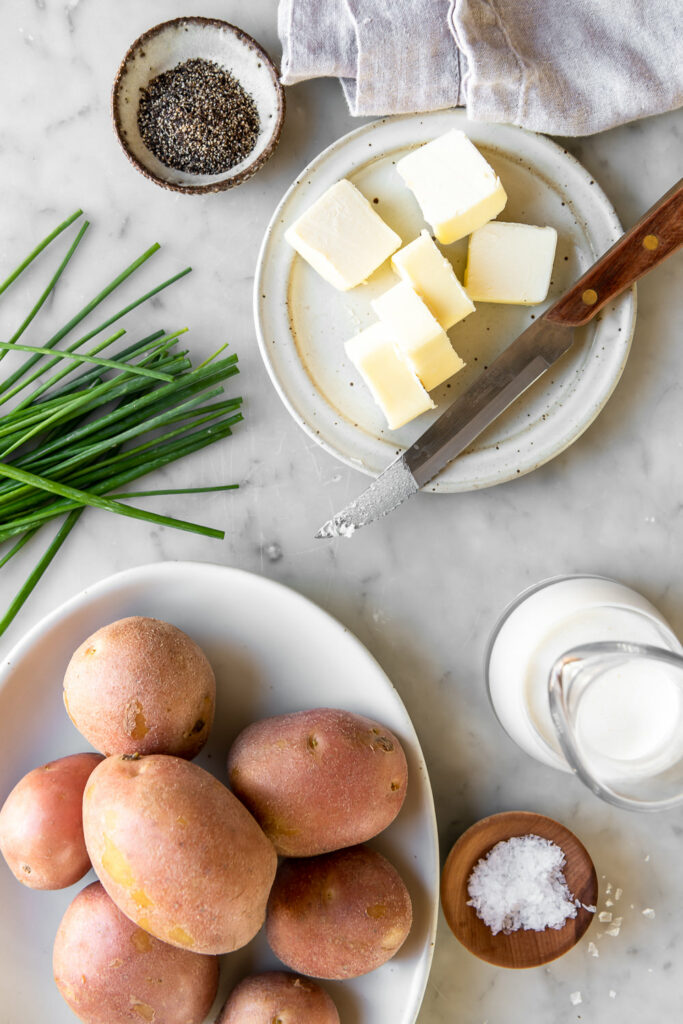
[642,907,656,919]
[467,834,581,935]
[598,911,613,922]
[609,990,617,999]
[587,941,599,957]
[569,991,582,1006]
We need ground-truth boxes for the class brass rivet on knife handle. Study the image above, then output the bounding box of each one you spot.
[545,177,683,329]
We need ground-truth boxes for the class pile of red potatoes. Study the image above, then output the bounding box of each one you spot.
[0,615,413,1024]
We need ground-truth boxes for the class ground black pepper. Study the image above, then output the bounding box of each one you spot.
[137,58,260,175]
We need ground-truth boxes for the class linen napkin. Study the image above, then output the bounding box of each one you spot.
[278,0,683,135]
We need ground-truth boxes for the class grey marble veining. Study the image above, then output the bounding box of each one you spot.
[1,1,682,1021]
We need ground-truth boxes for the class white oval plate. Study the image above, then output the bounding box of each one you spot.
[0,562,438,1024]
[254,110,636,491]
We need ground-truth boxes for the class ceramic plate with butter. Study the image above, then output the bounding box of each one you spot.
[0,562,438,1024]
[254,109,636,492]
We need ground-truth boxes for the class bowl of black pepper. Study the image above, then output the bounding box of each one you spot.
[112,17,285,194]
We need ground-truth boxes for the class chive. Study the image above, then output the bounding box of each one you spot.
[0,340,174,382]
[195,341,230,370]
[0,354,179,461]
[0,512,81,639]
[0,416,243,536]
[0,220,89,363]
[0,209,82,298]
[12,405,242,514]
[76,415,242,495]
[2,268,191,407]
[0,528,41,570]
[11,327,154,412]
[18,356,238,459]
[0,242,163,399]
[0,462,225,539]
[0,343,189,444]
[4,388,235,486]
[38,329,167,402]
[0,215,244,635]
[113,484,239,498]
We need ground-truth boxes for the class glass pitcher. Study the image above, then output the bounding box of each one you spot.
[549,641,683,811]
[486,574,683,812]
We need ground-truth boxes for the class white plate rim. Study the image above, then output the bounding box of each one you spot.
[0,560,440,1024]
[253,111,637,492]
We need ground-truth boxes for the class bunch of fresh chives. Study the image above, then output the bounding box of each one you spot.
[0,211,243,637]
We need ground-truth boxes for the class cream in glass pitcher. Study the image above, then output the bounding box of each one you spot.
[486,575,683,811]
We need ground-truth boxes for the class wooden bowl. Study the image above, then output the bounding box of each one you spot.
[441,811,597,968]
[112,17,285,194]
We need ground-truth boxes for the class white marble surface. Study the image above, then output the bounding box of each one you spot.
[1,1,682,1021]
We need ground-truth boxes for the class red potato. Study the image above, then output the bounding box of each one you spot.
[0,752,103,889]
[267,845,413,979]
[217,971,340,1024]
[83,754,277,955]
[63,616,215,758]
[227,708,408,856]
[54,881,219,1024]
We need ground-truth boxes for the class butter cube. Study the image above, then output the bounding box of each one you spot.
[345,323,435,430]
[285,179,401,291]
[392,230,475,329]
[372,282,465,391]
[465,222,558,304]
[397,130,507,244]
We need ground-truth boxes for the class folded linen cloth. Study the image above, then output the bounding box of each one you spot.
[278,0,683,135]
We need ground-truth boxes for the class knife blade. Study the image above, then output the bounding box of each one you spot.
[315,319,572,538]
[315,177,683,539]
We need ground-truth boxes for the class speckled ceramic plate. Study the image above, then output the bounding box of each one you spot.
[0,562,438,1024]
[254,110,636,491]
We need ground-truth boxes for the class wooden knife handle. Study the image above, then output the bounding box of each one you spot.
[545,177,683,327]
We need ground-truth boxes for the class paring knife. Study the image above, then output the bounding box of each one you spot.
[316,177,683,539]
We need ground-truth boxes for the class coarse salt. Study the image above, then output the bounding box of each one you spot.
[587,941,599,957]
[642,907,656,919]
[569,991,582,1006]
[466,834,581,936]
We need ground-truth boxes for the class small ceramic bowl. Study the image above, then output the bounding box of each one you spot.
[112,17,285,194]
[441,811,598,968]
